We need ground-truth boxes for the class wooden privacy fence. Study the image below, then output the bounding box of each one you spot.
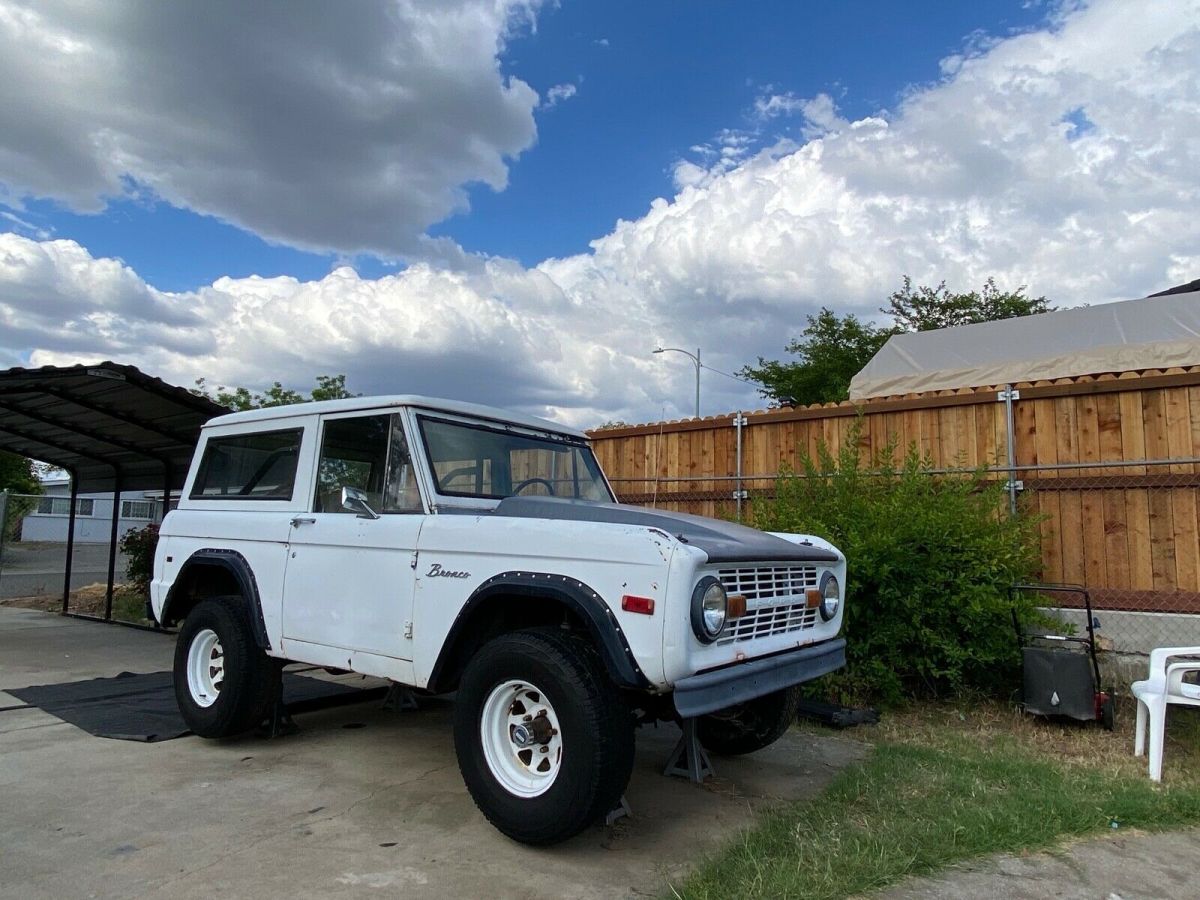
[587,366,1200,615]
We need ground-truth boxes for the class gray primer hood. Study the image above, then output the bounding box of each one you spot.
[491,497,839,565]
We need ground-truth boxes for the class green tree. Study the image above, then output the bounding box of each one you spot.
[739,308,898,406]
[0,450,41,494]
[1,450,43,542]
[193,374,356,410]
[883,276,1052,332]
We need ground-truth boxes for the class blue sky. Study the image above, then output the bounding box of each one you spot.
[1,0,1197,425]
[9,1,1048,290]
[440,1,1049,265]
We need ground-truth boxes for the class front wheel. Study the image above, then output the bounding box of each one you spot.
[174,596,275,738]
[453,629,635,845]
[696,685,801,756]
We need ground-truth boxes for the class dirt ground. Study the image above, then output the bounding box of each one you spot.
[1,582,117,614]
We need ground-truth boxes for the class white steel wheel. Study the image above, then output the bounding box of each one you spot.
[479,679,563,798]
[186,627,225,708]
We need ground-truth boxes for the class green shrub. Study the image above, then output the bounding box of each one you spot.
[119,523,159,596]
[2,494,38,542]
[751,425,1042,704]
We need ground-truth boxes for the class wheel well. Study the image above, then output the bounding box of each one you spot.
[429,594,593,693]
[161,563,242,627]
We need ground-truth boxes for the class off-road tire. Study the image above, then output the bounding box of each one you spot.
[453,628,635,845]
[696,685,801,756]
[174,595,275,738]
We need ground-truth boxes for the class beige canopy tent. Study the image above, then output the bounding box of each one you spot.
[850,281,1200,401]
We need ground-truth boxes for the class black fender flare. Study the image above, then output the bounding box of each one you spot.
[427,571,650,693]
[161,548,271,650]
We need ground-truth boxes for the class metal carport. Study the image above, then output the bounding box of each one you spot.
[0,362,228,622]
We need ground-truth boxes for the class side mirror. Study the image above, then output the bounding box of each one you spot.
[341,486,380,520]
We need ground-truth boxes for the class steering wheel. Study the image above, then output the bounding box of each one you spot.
[512,477,556,496]
[438,464,479,492]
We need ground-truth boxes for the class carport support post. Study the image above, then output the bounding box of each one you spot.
[0,490,8,588]
[62,474,79,614]
[104,471,123,620]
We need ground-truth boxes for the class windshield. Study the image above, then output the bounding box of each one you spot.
[418,416,613,502]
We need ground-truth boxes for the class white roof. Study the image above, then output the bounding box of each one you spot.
[203,395,587,439]
[849,289,1200,400]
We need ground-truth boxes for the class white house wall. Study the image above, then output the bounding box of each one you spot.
[19,485,161,544]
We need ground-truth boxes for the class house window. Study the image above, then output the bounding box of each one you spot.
[35,497,95,516]
[121,500,155,519]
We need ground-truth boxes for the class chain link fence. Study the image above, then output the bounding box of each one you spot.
[1016,459,1200,667]
[0,490,146,623]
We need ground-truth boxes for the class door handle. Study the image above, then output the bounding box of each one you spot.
[291,517,316,527]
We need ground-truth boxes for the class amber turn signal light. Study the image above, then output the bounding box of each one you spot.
[806,588,822,609]
[727,593,747,619]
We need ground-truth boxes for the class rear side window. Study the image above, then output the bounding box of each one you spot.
[190,429,302,500]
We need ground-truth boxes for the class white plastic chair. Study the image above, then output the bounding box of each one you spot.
[1132,646,1200,781]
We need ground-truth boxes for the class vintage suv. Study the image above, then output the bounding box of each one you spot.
[151,396,846,844]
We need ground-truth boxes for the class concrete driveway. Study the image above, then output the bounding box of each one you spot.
[0,608,865,899]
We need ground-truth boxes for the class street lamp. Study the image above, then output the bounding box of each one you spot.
[653,347,701,418]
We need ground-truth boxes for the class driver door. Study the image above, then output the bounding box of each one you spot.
[282,412,424,660]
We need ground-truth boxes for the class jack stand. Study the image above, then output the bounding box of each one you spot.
[381,683,419,711]
[261,665,297,738]
[605,794,632,826]
[663,718,714,783]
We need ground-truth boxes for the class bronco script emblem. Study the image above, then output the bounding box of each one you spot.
[426,563,471,579]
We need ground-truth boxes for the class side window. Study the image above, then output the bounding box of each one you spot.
[383,415,423,512]
[314,414,422,514]
[190,429,302,500]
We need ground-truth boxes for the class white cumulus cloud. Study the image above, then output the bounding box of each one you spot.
[0,0,544,259]
[543,83,578,109]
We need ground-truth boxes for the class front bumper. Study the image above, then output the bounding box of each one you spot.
[672,638,846,717]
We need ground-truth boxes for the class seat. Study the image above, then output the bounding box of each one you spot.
[1132,646,1200,781]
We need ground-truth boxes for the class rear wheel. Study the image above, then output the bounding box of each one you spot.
[174,596,274,738]
[697,686,801,756]
[453,629,635,845]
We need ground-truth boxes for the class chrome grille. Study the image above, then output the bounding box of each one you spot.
[716,565,818,603]
[715,564,820,645]
[719,604,819,644]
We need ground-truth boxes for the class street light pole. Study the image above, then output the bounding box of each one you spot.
[653,346,701,418]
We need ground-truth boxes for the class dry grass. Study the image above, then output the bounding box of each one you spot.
[852,694,1200,788]
[1,582,148,623]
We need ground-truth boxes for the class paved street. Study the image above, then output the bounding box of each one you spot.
[0,542,129,599]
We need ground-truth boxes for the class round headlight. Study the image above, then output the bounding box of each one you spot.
[819,572,840,621]
[691,576,728,643]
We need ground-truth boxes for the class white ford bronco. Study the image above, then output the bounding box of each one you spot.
[151,396,846,844]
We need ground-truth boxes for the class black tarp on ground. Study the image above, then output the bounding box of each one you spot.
[9,670,386,741]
